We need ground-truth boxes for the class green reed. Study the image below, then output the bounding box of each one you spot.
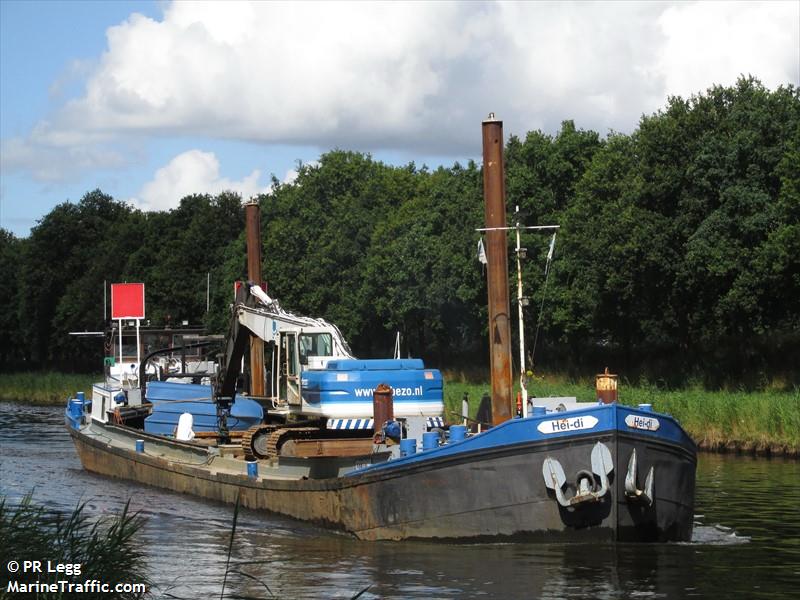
[0,372,100,405]
[0,494,149,599]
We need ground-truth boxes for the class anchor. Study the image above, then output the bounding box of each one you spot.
[624,448,654,506]
[542,442,613,507]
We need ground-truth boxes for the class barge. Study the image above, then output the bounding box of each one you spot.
[66,115,696,542]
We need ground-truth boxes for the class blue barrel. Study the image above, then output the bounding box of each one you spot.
[422,431,440,451]
[76,391,85,402]
[247,460,258,479]
[384,420,401,440]
[533,405,547,416]
[68,398,82,419]
[449,425,467,443]
[400,438,417,456]
[135,439,144,453]
[638,403,653,412]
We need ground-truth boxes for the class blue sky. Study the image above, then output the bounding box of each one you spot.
[1,2,156,232]
[0,1,347,234]
[1,1,798,237]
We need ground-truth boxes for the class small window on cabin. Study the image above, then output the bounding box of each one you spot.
[299,333,333,364]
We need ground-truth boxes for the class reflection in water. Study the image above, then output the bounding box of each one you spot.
[1,402,798,599]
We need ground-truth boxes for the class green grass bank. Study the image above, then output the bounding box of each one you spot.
[0,372,100,404]
[443,372,800,457]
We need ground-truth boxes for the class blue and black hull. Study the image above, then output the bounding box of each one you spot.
[68,402,695,542]
[339,435,694,542]
[343,403,695,541]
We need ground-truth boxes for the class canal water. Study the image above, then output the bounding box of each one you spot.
[1,401,798,599]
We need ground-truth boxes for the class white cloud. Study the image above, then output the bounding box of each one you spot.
[131,149,268,211]
[656,2,799,99]
[5,1,799,182]
[0,135,127,182]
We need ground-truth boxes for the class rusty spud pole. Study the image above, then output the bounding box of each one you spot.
[245,200,265,397]
[482,114,513,425]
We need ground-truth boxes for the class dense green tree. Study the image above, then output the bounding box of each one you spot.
[17,190,140,368]
[540,78,799,384]
[0,229,24,368]
[363,162,485,362]
[261,151,419,354]
[123,192,244,327]
[505,121,604,371]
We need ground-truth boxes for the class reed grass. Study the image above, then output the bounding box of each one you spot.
[625,384,800,454]
[0,494,149,599]
[442,370,800,455]
[0,372,100,405]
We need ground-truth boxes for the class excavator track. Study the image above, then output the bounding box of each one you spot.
[241,425,323,459]
[241,424,280,460]
[266,427,321,458]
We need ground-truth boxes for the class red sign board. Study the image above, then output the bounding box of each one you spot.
[111,283,145,319]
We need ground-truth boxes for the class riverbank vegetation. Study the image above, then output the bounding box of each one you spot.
[1,78,797,391]
[0,495,149,599]
[443,373,800,457]
[0,372,99,404]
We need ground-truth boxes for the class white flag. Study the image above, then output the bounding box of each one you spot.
[546,233,556,261]
[477,237,487,265]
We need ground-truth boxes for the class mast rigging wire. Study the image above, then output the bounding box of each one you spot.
[531,233,557,365]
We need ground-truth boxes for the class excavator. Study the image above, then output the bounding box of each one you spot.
[212,281,444,460]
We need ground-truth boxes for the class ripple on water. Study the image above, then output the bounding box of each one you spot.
[2,401,799,600]
[689,525,751,545]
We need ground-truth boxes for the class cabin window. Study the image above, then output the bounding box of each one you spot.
[299,333,333,364]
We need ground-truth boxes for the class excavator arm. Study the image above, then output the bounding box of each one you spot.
[214,283,257,400]
[214,281,355,405]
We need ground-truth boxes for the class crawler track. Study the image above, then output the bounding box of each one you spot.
[241,424,322,459]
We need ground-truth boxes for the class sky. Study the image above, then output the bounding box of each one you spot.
[1,0,798,237]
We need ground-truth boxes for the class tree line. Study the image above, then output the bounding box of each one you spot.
[1,77,797,388]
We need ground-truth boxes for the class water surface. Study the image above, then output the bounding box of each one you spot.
[1,401,798,598]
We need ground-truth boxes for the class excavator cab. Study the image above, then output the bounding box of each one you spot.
[274,329,335,406]
[217,283,443,422]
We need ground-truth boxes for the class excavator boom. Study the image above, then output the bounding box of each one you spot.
[214,283,255,399]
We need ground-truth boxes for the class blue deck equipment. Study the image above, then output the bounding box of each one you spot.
[144,381,263,436]
[302,359,443,416]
